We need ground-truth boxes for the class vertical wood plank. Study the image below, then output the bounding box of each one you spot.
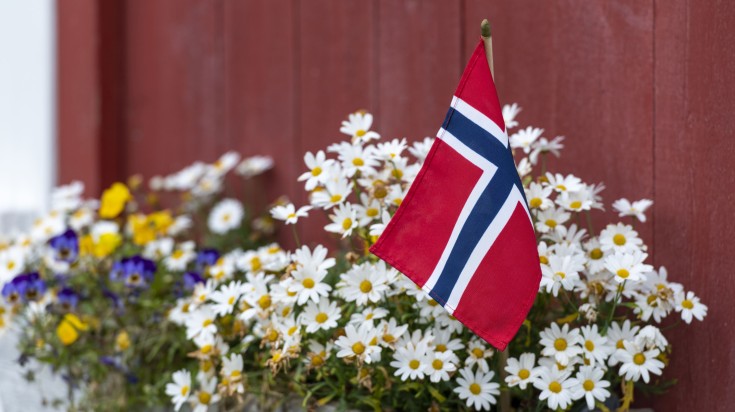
[124,0,225,180]
[223,0,297,243]
[652,1,735,410]
[465,0,655,246]
[377,0,462,140]
[296,0,376,246]
[57,0,102,194]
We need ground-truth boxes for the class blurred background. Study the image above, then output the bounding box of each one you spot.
[1,0,733,410]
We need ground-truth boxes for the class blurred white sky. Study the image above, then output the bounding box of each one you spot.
[0,0,56,234]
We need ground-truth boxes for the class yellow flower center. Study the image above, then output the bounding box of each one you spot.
[518,369,530,380]
[530,197,542,208]
[222,213,231,222]
[555,271,566,279]
[330,194,343,203]
[355,129,367,137]
[545,219,557,228]
[570,200,582,209]
[590,248,603,260]
[682,299,694,309]
[359,280,373,293]
[469,383,482,395]
[287,213,297,220]
[266,329,278,342]
[616,339,625,349]
[352,158,365,167]
[311,166,322,177]
[202,319,213,327]
[172,250,185,259]
[311,354,324,366]
[383,334,395,343]
[539,255,549,265]
[352,342,365,355]
[554,338,567,351]
[585,340,595,351]
[369,336,378,345]
[427,299,438,307]
[250,257,262,272]
[180,385,189,396]
[549,381,562,393]
[583,379,595,391]
[617,269,630,279]
[366,208,379,217]
[258,294,271,310]
[198,391,212,405]
[471,347,484,358]
[432,359,444,370]
[288,325,298,336]
[409,359,420,370]
[228,296,235,305]
[7,261,15,270]
[231,370,241,378]
[302,278,315,289]
[613,234,627,246]
[556,184,567,191]
[435,344,447,352]
[391,168,403,179]
[342,218,353,230]
[633,353,646,365]
[200,344,213,354]
[315,312,328,323]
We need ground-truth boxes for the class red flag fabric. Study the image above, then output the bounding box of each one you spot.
[370,39,541,350]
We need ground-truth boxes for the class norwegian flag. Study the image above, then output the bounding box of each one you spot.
[370,40,541,350]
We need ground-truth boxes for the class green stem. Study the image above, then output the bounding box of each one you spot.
[602,280,626,335]
[291,225,301,248]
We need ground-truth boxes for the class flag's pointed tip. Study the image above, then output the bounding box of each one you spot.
[481,19,491,38]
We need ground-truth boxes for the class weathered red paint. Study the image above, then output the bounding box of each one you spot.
[57,0,735,409]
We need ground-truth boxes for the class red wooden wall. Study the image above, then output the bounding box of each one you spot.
[58,1,735,409]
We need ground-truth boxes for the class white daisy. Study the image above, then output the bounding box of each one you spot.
[340,112,380,143]
[612,198,653,222]
[635,325,669,351]
[510,126,543,154]
[502,103,521,129]
[545,173,584,194]
[529,135,565,164]
[504,353,540,390]
[209,281,244,317]
[338,262,389,305]
[390,340,430,381]
[535,207,571,233]
[311,177,352,209]
[164,241,196,271]
[426,349,457,383]
[300,298,340,333]
[221,353,244,393]
[599,223,643,254]
[603,250,652,283]
[208,199,244,234]
[236,155,274,178]
[539,323,583,366]
[335,323,381,364]
[289,264,332,305]
[348,307,388,325]
[190,376,220,412]
[408,137,434,163]
[579,324,613,366]
[525,182,554,210]
[569,365,611,410]
[164,369,192,411]
[376,138,407,160]
[606,320,640,366]
[534,367,574,411]
[298,150,334,190]
[540,254,584,296]
[453,366,500,411]
[270,203,311,225]
[674,291,708,323]
[615,341,664,383]
[376,318,409,347]
[185,306,217,340]
[465,339,494,372]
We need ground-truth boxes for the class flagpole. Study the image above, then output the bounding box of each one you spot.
[481,19,495,78]
[482,19,509,412]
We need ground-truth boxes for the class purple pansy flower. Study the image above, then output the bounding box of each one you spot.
[110,256,157,288]
[48,229,79,263]
[183,271,205,290]
[2,272,46,304]
[196,248,220,270]
[57,287,79,310]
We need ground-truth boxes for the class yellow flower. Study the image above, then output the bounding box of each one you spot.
[115,330,131,351]
[128,210,173,246]
[99,183,131,219]
[56,314,88,346]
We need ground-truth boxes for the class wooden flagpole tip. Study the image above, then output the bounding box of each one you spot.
[481,19,491,38]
